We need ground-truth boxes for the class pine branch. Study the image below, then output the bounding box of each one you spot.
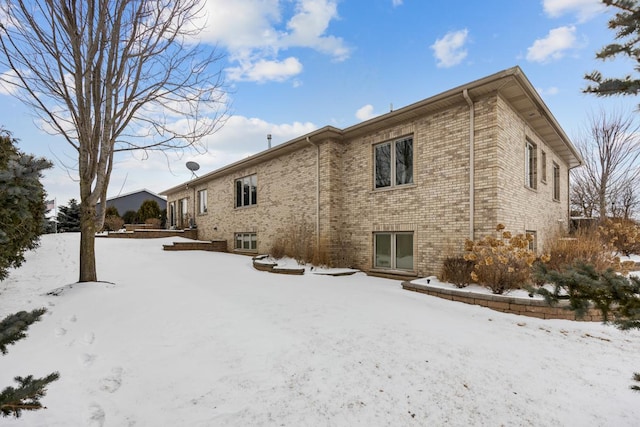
[0,308,47,355]
[0,373,59,418]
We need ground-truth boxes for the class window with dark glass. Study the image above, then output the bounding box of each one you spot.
[374,232,414,271]
[374,137,413,189]
[552,163,560,201]
[235,174,257,207]
[525,140,537,189]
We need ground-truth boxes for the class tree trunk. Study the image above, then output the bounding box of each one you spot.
[78,199,97,282]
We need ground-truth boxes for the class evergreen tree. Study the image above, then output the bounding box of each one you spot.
[0,309,59,417]
[137,199,161,223]
[0,129,52,280]
[122,210,138,225]
[105,206,119,217]
[56,199,81,232]
[534,261,640,329]
[584,0,640,99]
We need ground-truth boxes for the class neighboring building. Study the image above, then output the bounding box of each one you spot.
[98,189,167,216]
[161,67,582,277]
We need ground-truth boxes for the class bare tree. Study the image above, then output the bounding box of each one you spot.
[570,109,640,221]
[0,0,227,282]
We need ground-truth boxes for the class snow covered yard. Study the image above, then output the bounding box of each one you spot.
[1,234,639,426]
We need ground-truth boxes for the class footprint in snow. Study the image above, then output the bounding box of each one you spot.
[100,367,123,393]
[54,327,66,337]
[69,314,77,322]
[84,332,95,345]
[86,403,106,427]
[79,353,96,367]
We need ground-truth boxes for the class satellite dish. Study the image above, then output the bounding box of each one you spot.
[186,161,200,172]
[186,161,200,178]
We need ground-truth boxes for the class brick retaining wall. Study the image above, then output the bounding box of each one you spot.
[402,281,604,322]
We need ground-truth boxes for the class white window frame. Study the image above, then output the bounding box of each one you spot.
[552,162,560,201]
[197,189,207,214]
[235,232,257,251]
[235,174,257,208]
[526,230,537,252]
[525,140,537,190]
[374,136,414,189]
[373,232,414,271]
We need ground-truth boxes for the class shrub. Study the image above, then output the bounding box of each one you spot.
[270,238,286,259]
[439,256,474,288]
[543,227,618,273]
[534,261,640,329]
[122,210,137,224]
[598,218,640,256]
[103,215,124,232]
[105,206,119,217]
[464,224,537,294]
[137,199,161,223]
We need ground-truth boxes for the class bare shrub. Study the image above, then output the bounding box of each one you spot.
[333,232,355,268]
[439,256,474,288]
[544,227,618,273]
[103,215,124,232]
[464,224,537,294]
[312,237,332,267]
[270,238,286,259]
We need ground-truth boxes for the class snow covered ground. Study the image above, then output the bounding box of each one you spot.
[1,233,639,426]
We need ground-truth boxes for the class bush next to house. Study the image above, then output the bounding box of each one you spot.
[464,224,540,294]
[439,256,474,288]
[543,227,619,274]
[598,218,640,257]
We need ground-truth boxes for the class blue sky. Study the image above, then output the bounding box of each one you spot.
[1,0,638,206]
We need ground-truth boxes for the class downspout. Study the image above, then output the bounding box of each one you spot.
[463,89,475,241]
[306,136,320,251]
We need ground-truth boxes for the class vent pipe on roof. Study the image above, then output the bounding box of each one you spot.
[267,134,272,149]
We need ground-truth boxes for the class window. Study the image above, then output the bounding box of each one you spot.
[374,232,414,270]
[197,189,207,214]
[526,230,537,252]
[178,198,188,228]
[374,137,413,189]
[552,162,560,201]
[235,174,257,208]
[235,233,257,251]
[541,150,547,183]
[169,202,176,227]
[525,140,537,189]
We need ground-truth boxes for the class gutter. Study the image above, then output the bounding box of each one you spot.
[463,89,475,241]
[306,136,320,251]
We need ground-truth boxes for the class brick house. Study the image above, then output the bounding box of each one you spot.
[161,67,582,278]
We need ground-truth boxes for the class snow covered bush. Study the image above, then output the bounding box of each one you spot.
[439,256,474,288]
[464,224,538,294]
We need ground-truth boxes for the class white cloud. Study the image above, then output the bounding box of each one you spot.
[431,29,469,68]
[355,104,377,121]
[0,70,21,96]
[195,0,350,83]
[392,0,403,7]
[542,0,604,22]
[226,57,303,83]
[537,86,560,96]
[526,26,577,63]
